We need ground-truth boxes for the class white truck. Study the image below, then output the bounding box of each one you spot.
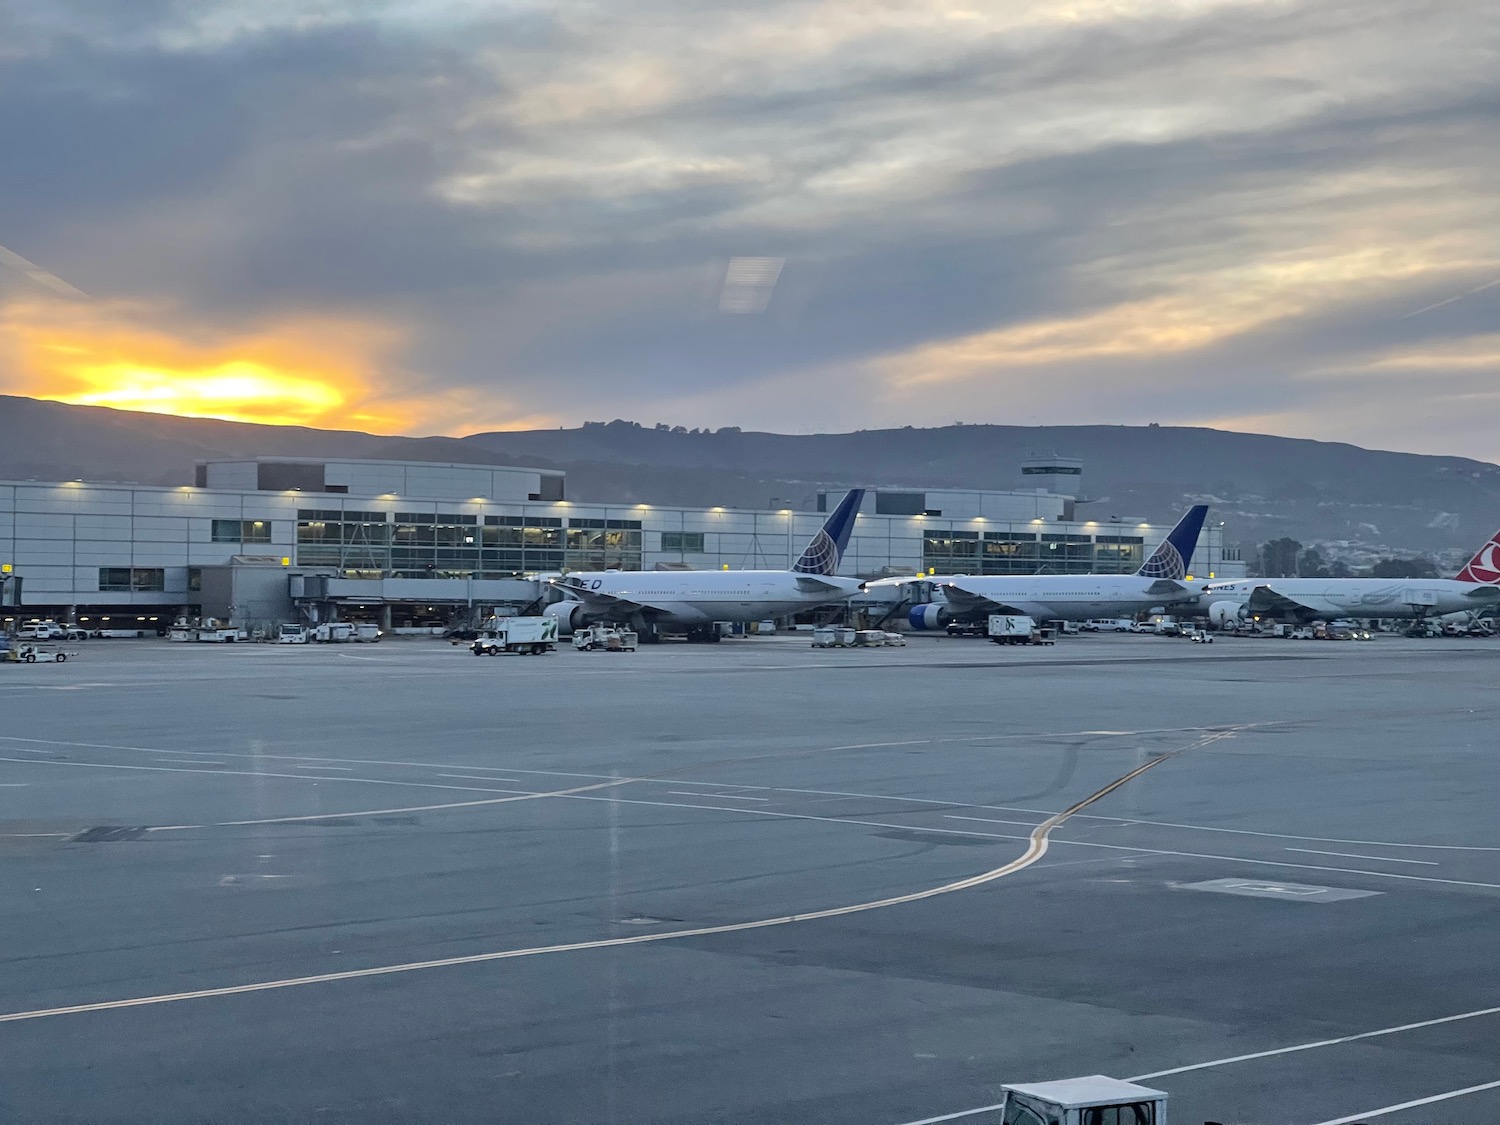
[571,624,637,652]
[471,616,559,656]
[277,623,309,645]
[997,1075,1167,1125]
[988,615,1054,645]
[311,622,355,643]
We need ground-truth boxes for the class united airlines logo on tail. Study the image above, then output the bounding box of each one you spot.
[1138,540,1187,580]
[796,529,840,575]
[793,488,865,576]
[1456,532,1500,584]
[1135,504,1208,582]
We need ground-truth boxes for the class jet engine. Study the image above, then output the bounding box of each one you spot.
[542,601,587,635]
[1208,600,1246,628]
[908,604,948,630]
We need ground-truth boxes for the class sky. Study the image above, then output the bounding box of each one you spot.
[1,0,1497,457]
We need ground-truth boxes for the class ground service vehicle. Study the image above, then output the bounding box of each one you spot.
[18,620,65,640]
[277,623,309,644]
[471,616,558,655]
[998,1075,1167,1125]
[6,642,71,663]
[988,615,1053,645]
[811,627,858,647]
[572,624,637,651]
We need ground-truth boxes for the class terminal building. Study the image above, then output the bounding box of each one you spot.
[0,456,1239,633]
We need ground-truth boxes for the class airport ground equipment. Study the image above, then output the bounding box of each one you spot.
[5,641,74,663]
[471,616,559,656]
[811,627,857,647]
[277,623,309,644]
[881,630,906,646]
[988,615,1054,645]
[572,624,637,652]
[997,1075,1167,1125]
[311,622,355,643]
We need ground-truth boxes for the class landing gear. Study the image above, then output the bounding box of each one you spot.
[685,626,721,643]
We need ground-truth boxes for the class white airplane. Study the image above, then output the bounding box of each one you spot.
[891,505,1211,627]
[547,489,867,641]
[1200,528,1500,625]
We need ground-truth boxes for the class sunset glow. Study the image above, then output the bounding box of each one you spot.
[59,360,348,425]
[0,300,411,431]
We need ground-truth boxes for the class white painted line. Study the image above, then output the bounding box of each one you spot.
[669,791,769,802]
[151,759,225,766]
[0,783,30,787]
[1286,847,1439,866]
[1128,1005,1500,1081]
[892,1008,1500,1125]
[889,1103,1003,1125]
[1309,1078,1500,1124]
[293,765,353,772]
[0,735,1217,1025]
[438,774,522,783]
[945,815,1047,829]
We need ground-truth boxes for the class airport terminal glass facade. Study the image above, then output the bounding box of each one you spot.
[293,509,644,576]
[921,531,1145,575]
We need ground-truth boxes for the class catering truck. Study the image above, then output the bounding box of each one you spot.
[470,616,559,656]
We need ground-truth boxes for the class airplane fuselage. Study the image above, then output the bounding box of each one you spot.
[1201,578,1497,621]
[563,570,864,629]
[941,575,1208,621]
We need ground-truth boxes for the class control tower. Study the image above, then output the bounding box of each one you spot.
[1020,456,1083,496]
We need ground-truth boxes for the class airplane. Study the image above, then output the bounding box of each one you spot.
[886,504,1211,628]
[546,489,867,641]
[1199,527,1500,625]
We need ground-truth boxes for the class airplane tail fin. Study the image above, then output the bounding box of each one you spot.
[793,489,865,575]
[1135,504,1209,580]
[1455,527,1500,583]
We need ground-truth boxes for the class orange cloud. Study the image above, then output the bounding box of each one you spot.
[0,299,555,435]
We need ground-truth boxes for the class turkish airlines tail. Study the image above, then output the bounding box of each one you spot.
[1454,528,1500,584]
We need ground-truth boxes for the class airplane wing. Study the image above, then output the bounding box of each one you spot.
[795,575,850,594]
[1243,585,1321,622]
[551,578,654,619]
[1143,579,1187,598]
[939,581,1024,617]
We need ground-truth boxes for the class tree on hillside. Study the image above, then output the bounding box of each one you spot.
[1371,557,1440,579]
[1258,538,1302,577]
[1298,547,1329,578]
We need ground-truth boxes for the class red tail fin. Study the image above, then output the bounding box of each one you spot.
[1455,528,1500,583]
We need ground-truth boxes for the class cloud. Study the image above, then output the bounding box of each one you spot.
[0,0,1497,456]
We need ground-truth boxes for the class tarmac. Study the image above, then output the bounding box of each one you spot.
[1,631,1497,1124]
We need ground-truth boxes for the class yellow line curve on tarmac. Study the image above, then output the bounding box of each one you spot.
[0,731,1234,1025]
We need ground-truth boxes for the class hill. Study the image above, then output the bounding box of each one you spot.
[3,395,1498,562]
